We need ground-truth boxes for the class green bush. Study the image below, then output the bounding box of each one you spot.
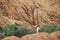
[0,26,3,32]
[15,26,33,37]
[2,23,33,37]
[39,24,60,33]
[54,25,60,31]
[39,24,55,33]
[0,23,60,39]
[0,32,6,39]
[3,24,18,36]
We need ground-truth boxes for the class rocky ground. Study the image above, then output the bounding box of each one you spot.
[1,31,60,40]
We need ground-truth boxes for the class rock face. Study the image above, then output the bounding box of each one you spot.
[1,36,20,40]
[1,31,60,40]
[50,31,60,40]
[0,0,60,29]
[20,32,52,40]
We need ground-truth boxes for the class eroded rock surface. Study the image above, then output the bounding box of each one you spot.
[0,0,60,30]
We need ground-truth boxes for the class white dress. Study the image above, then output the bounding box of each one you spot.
[36,27,40,33]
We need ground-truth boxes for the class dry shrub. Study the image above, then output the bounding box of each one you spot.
[20,32,52,40]
[50,31,60,40]
[1,36,20,40]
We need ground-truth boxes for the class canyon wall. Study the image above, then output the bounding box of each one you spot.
[0,0,60,30]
